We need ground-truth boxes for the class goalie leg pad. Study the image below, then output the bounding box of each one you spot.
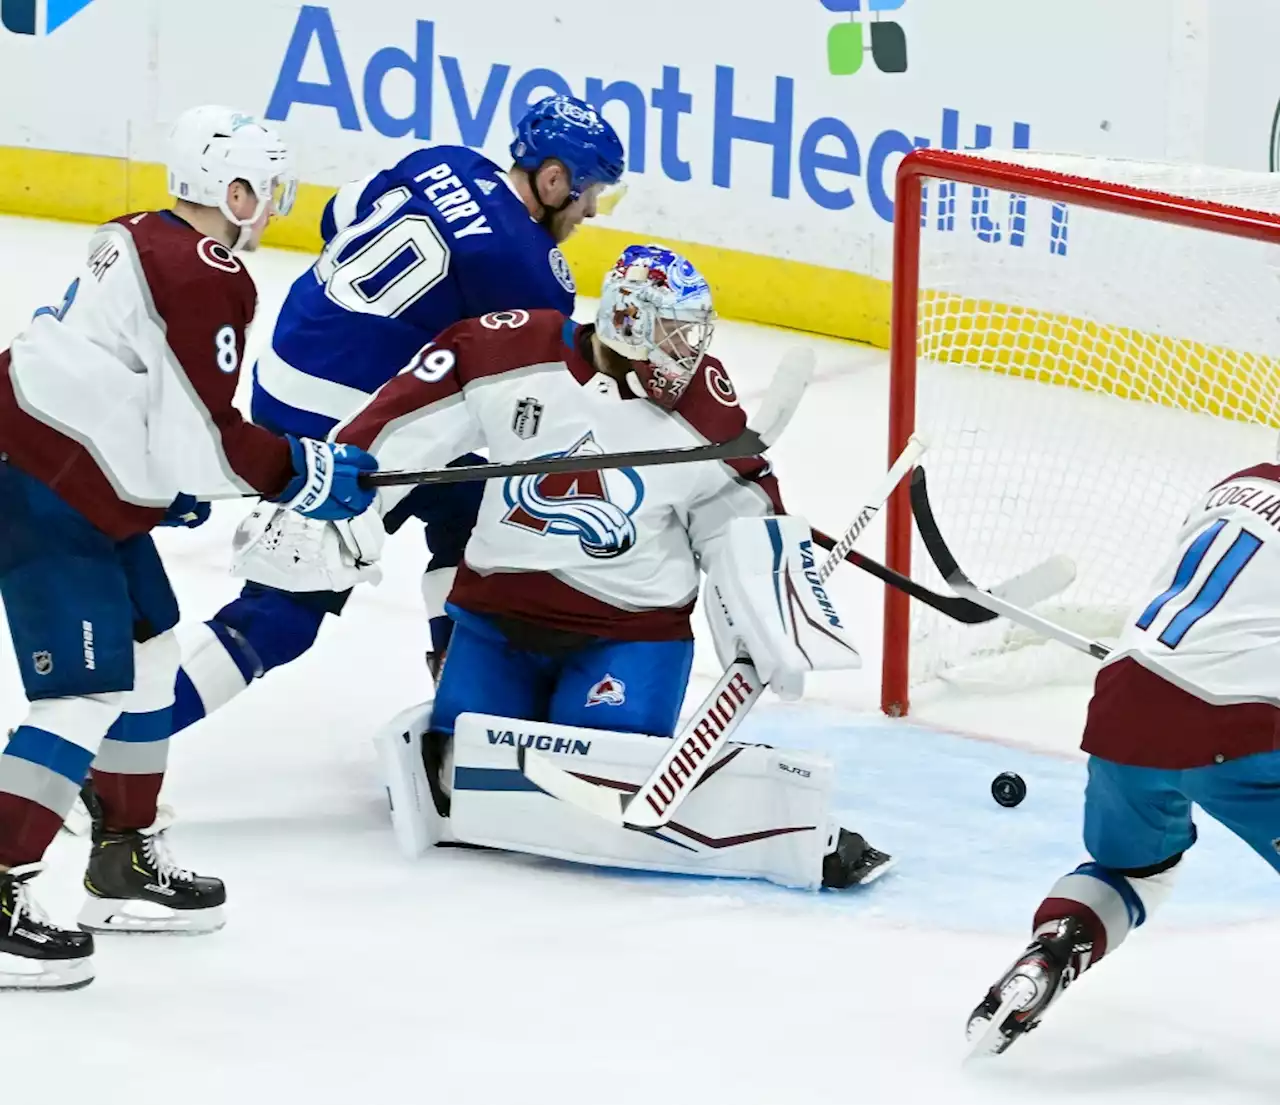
[449,712,835,889]
[372,701,453,858]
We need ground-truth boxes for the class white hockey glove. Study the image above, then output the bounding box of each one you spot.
[231,499,386,593]
[704,515,861,701]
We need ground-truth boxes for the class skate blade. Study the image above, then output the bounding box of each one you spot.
[78,898,226,936]
[965,977,1036,1061]
[856,853,898,886]
[0,952,94,991]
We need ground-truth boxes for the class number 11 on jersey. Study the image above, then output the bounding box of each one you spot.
[1135,519,1263,648]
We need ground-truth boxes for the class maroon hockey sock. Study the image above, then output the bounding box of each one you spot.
[0,793,64,868]
[91,770,163,833]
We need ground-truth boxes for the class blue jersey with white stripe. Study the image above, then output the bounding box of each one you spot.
[251,147,577,439]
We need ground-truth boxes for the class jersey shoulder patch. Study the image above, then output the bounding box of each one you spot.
[674,356,747,444]
[443,308,571,387]
[112,212,255,324]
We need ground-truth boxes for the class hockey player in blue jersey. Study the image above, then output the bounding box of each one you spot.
[171,95,624,732]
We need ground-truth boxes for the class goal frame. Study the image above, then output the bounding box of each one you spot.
[882,147,1280,716]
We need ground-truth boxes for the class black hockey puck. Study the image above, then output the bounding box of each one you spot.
[991,772,1027,808]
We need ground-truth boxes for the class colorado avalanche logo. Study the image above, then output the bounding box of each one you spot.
[501,433,644,559]
[586,674,627,707]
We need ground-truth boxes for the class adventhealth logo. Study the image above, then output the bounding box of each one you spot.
[822,0,908,76]
[1,0,95,34]
[268,6,1031,227]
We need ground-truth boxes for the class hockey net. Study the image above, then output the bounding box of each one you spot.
[882,149,1280,714]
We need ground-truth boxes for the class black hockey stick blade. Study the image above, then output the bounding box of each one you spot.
[809,530,997,625]
[907,467,963,582]
[909,466,1111,661]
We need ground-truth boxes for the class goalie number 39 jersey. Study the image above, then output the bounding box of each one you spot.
[1085,463,1280,768]
[337,310,784,641]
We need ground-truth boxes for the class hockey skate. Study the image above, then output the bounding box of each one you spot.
[78,811,225,935]
[821,828,896,888]
[966,917,1094,1057]
[0,864,95,991]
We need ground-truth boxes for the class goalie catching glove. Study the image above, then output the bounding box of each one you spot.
[704,515,861,700]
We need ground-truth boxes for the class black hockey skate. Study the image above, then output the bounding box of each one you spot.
[822,828,896,888]
[966,917,1095,1057]
[0,864,95,991]
[79,814,226,935]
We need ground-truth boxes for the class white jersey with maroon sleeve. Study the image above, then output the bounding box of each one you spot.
[337,309,784,640]
[1102,463,1280,705]
[0,210,292,539]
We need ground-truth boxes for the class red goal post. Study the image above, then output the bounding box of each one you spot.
[882,148,1280,716]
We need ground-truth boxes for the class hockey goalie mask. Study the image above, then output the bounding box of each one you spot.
[596,245,716,409]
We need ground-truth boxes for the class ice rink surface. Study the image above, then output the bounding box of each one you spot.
[1,214,1276,1105]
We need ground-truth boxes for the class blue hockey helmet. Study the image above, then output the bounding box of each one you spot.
[510,95,625,199]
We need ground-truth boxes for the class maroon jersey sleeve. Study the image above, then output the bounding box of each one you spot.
[125,214,292,497]
[338,309,569,452]
[676,355,786,514]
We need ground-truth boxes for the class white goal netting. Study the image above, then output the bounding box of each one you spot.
[904,151,1280,689]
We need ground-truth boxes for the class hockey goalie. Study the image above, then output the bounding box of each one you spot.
[332,245,895,890]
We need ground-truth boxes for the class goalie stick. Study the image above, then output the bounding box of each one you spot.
[519,434,926,830]
[909,465,1111,661]
[363,348,815,489]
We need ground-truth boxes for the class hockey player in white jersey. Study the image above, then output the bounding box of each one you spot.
[336,245,894,890]
[0,106,378,990]
[967,463,1280,1054]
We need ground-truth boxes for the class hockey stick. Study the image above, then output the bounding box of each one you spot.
[807,431,1068,624]
[517,659,763,829]
[812,533,995,624]
[910,466,1111,661]
[814,535,1077,627]
[363,348,815,489]
[519,434,925,829]
[816,434,929,582]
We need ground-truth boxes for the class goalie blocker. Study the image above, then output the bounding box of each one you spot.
[372,516,893,889]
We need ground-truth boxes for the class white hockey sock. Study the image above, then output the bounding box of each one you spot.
[176,622,252,720]
[1035,859,1180,959]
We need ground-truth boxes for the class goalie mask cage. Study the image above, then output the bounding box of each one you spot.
[882,148,1280,716]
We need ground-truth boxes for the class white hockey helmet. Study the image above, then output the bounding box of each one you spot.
[595,245,715,409]
[166,106,297,251]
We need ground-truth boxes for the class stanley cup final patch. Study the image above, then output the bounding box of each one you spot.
[512,397,544,440]
[586,674,626,707]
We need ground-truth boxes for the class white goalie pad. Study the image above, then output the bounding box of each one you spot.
[231,500,385,593]
[372,700,453,857]
[706,515,861,700]
[449,712,835,889]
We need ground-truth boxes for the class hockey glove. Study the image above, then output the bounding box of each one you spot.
[276,436,378,521]
[160,493,211,528]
